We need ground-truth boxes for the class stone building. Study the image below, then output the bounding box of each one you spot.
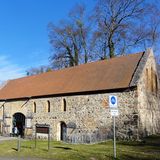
[0,48,159,143]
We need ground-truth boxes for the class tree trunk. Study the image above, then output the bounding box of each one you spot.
[66,47,74,67]
[103,40,107,59]
[108,39,115,58]
[84,48,88,63]
[73,43,79,66]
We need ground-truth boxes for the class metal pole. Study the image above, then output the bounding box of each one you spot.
[113,116,116,159]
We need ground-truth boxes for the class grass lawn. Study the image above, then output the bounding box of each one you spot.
[0,135,159,160]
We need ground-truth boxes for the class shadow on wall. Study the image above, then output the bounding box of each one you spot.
[65,121,140,144]
[65,126,113,144]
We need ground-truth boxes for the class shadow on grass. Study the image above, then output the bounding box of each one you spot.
[21,146,32,149]
[119,140,160,147]
[12,146,50,152]
[121,154,158,160]
[116,135,160,160]
[12,147,18,151]
[54,146,72,150]
[118,135,160,147]
[12,146,33,151]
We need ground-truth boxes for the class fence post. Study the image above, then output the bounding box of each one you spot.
[48,127,50,151]
[35,130,37,149]
[17,135,21,152]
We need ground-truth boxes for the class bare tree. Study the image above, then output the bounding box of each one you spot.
[48,1,160,69]
[48,4,92,69]
[26,66,52,76]
[92,0,160,59]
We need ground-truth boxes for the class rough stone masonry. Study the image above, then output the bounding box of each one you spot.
[0,49,159,143]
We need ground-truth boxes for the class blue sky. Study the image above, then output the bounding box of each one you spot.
[0,0,95,82]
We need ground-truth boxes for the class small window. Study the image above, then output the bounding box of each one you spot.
[47,101,50,113]
[63,98,67,112]
[151,67,154,92]
[33,102,36,113]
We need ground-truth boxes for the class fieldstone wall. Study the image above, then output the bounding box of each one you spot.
[137,49,160,137]
[0,49,159,143]
[0,89,139,142]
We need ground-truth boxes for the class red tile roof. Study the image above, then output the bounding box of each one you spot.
[0,52,144,100]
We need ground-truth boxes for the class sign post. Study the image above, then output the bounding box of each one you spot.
[35,124,50,151]
[109,95,118,159]
[48,127,50,151]
[113,115,116,159]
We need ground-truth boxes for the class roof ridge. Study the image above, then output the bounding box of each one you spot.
[0,51,144,100]
[10,51,144,82]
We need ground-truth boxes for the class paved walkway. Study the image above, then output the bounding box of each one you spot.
[0,136,17,141]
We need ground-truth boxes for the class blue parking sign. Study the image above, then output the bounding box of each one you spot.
[109,95,118,108]
[111,96,116,104]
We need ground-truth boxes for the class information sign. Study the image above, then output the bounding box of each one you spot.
[110,109,119,116]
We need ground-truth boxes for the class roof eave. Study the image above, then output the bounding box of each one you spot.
[0,86,137,102]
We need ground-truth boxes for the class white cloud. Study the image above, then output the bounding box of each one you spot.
[0,55,25,83]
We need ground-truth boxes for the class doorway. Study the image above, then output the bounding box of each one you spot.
[60,122,67,141]
[13,112,25,137]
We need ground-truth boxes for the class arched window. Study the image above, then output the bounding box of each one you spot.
[146,67,158,94]
[146,68,149,90]
[47,101,50,113]
[33,102,36,113]
[155,74,158,94]
[63,98,66,112]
